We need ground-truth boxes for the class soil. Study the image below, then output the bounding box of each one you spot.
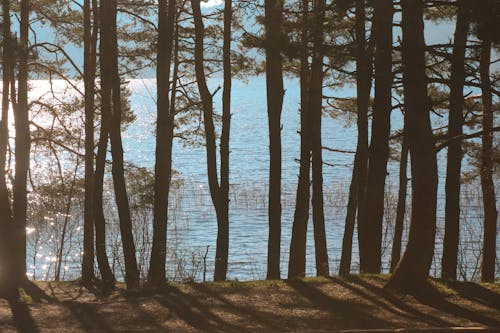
[0,275,499,332]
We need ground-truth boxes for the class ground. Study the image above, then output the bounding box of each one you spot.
[0,275,499,332]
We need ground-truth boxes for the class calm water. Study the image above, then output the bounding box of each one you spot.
[22,76,497,282]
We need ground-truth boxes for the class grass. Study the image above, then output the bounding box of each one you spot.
[1,275,499,332]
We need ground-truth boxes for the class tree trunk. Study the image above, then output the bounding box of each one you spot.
[339,0,371,277]
[479,39,497,283]
[441,1,469,281]
[12,0,30,283]
[191,0,231,281]
[359,0,393,274]
[310,0,329,277]
[148,0,177,288]
[264,0,285,280]
[387,0,438,291]
[101,0,139,289]
[390,131,408,272]
[82,0,97,286]
[288,0,310,279]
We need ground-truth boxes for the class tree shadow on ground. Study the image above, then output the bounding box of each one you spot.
[7,296,38,333]
[63,301,114,332]
[442,281,500,309]
[330,276,453,326]
[286,278,390,330]
[410,282,500,327]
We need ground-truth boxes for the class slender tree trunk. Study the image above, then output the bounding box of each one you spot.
[479,39,497,283]
[12,0,30,282]
[191,0,231,281]
[359,0,393,274]
[101,0,139,289]
[264,0,285,280]
[387,0,438,291]
[0,0,16,296]
[442,1,469,281]
[288,0,310,279]
[339,0,371,277]
[82,0,97,286]
[148,0,177,287]
[310,0,329,277]
[390,132,408,272]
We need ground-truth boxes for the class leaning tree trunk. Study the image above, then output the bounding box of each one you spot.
[82,0,96,286]
[390,131,408,272]
[264,0,285,280]
[101,0,139,289]
[191,0,231,281]
[339,0,372,277]
[441,0,469,281]
[288,0,310,279]
[309,0,329,277]
[387,0,438,291]
[148,0,176,288]
[479,38,497,283]
[359,0,393,274]
[12,0,30,283]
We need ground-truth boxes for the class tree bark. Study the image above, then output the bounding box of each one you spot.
[387,0,438,291]
[390,131,408,272]
[479,39,497,283]
[339,0,371,277]
[12,0,30,282]
[441,1,469,281]
[191,0,231,281]
[288,0,310,279]
[148,0,177,288]
[82,0,97,286]
[264,0,285,280]
[100,0,139,289]
[310,0,329,277]
[359,0,393,274]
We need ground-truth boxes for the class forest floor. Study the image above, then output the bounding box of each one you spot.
[0,275,499,332]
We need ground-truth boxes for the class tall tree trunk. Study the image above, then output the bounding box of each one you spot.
[288,0,310,279]
[441,1,469,281]
[264,0,284,280]
[479,39,497,283]
[359,0,393,274]
[339,0,371,277]
[390,131,408,272]
[387,0,437,291]
[310,0,329,277]
[148,0,177,287]
[101,0,139,289]
[13,0,30,282]
[191,0,231,281]
[92,0,115,290]
[0,0,16,296]
[82,0,97,286]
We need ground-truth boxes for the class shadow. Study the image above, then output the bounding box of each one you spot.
[412,282,500,327]
[151,284,253,333]
[443,281,500,309]
[63,300,114,333]
[21,279,55,303]
[7,296,38,333]
[191,282,283,331]
[286,279,390,329]
[332,276,453,326]
[127,297,167,332]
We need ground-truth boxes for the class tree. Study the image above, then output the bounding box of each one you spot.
[339,0,372,277]
[82,0,97,287]
[264,0,285,280]
[309,0,329,277]
[358,0,393,274]
[441,0,469,281]
[191,0,232,281]
[387,0,438,291]
[100,0,139,289]
[288,0,311,279]
[148,0,177,288]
